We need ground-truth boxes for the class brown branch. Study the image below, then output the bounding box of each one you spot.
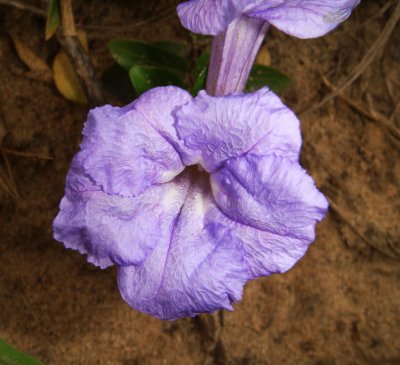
[56,34,105,106]
[0,0,46,16]
[60,0,76,36]
[299,1,400,116]
[57,0,105,106]
[193,312,225,365]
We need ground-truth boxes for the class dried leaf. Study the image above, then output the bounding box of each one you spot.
[53,51,88,104]
[76,29,88,52]
[10,33,52,82]
[52,30,89,104]
[255,44,271,66]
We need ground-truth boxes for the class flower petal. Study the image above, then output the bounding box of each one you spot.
[132,86,196,166]
[205,203,318,276]
[53,158,190,268]
[175,88,301,172]
[78,87,192,198]
[210,154,328,236]
[246,0,361,39]
[118,171,249,320]
[177,0,254,35]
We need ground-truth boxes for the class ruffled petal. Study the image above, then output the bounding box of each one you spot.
[78,87,192,198]
[118,171,249,320]
[177,0,255,35]
[174,88,301,172]
[205,204,318,276]
[210,154,328,236]
[132,86,196,166]
[53,158,190,269]
[246,0,361,39]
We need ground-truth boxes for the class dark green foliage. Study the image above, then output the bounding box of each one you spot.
[105,39,290,102]
[0,339,43,365]
[247,65,291,93]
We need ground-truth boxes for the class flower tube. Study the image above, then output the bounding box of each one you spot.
[178,0,361,95]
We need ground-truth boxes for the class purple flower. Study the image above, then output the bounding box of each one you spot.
[53,86,328,320]
[177,0,361,38]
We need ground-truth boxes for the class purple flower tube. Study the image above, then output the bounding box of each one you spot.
[178,0,361,95]
[207,15,269,96]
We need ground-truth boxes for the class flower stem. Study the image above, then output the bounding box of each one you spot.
[206,15,269,96]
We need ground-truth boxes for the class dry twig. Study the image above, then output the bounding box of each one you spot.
[0,0,46,16]
[303,144,399,260]
[193,312,225,365]
[0,168,18,199]
[0,147,52,199]
[0,0,174,36]
[300,1,400,116]
[57,0,105,106]
[1,147,52,160]
[329,200,399,260]
[342,0,392,34]
[56,34,105,105]
[321,76,400,141]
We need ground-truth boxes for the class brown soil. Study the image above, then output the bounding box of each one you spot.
[0,1,399,364]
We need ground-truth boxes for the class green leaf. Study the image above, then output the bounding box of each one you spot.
[191,66,208,96]
[193,51,210,75]
[151,41,189,58]
[191,51,210,95]
[247,65,291,93]
[108,40,187,72]
[102,63,136,104]
[129,65,184,95]
[45,0,60,41]
[0,340,43,365]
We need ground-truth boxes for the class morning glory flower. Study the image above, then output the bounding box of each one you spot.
[177,0,360,95]
[53,86,328,320]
